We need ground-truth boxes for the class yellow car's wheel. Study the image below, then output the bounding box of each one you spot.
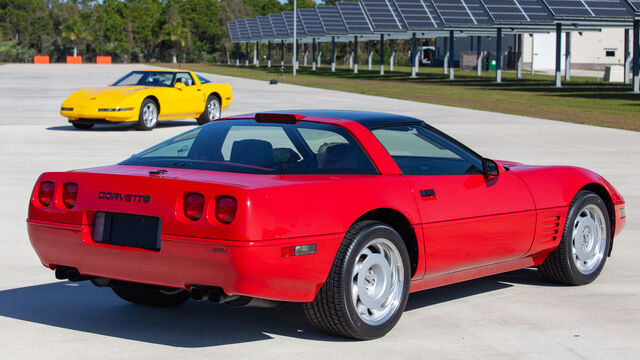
[136,98,158,131]
[197,95,221,125]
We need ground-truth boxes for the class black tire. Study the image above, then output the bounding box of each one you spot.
[72,122,94,130]
[197,95,221,125]
[136,98,158,131]
[538,190,611,285]
[111,283,190,307]
[303,221,411,340]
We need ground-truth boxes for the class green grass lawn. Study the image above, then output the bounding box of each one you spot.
[161,62,640,131]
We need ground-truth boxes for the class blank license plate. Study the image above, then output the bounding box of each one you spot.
[93,212,161,251]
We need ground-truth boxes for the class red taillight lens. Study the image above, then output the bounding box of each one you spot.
[38,181,55,207]
[184,193,205,221]
[215,196,237,224]
[62,182,78,209]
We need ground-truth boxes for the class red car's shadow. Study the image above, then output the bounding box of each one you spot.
[0,268,555,346]
[46,121,197,132]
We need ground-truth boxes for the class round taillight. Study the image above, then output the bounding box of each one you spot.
[38,181,55,207]
[62,183,78,209]
[184,193,205,221]
[215,196,237,224]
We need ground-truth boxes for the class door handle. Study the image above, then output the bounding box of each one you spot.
[420,189,436,199]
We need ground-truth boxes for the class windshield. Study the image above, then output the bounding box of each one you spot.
[112,71,176,87]
[120,119,378,175]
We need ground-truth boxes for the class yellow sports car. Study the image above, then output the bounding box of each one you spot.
[60,70,233,130]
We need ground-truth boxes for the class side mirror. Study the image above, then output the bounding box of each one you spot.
[482,158,499,177]
[174,82,184,90]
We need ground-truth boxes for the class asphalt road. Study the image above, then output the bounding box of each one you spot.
[0,64,638,359]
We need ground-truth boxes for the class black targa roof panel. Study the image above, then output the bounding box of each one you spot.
[337,2,374,33]
[298,8,326,36]
[317,6,349,34]
[430,0,493,25]
[482,0,552,22]
[360,0,405,31]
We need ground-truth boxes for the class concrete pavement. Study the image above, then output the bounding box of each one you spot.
[0,64,638,359]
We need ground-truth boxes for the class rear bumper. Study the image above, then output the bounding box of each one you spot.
[27,219,342,302]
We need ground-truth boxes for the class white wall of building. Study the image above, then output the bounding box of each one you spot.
[522,28,629,71]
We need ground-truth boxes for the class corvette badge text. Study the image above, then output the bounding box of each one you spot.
[98,192,151,203]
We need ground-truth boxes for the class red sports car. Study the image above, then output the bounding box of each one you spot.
[27,110,626,339]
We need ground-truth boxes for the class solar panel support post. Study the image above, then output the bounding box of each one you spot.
[443,36,449,75]
[624,29,630,85]
[449,31,455,80]
[380,34,385,75]
[354,36,359,74]
[267,41,271,68]
[368,40,373,71]
[565,32,571,82]
[235,43,240,66]
[296,39,300,70]
[555,23,562,88]
[281,40,285,67]
[312,39,317,71]
[517,34,523,79]
[633,20,639,93]
[331,37,336,72]
[245,42,249,67]
[496,28,502,83]
[390,39,395,72]
[411,33,417,78]
[349,41,354,69]
[477,36,483,76]
[318,44,322,68]
[530,34,535,76]
[303,43,308,67]
[254,41,259,67]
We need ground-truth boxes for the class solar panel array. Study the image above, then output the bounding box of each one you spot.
[227,21,240,43]
[360,0,405,31]
[245,18,262,40]
[317,6,348,34]
[257,16,275,39]
[235,19,250,42]
[483,0,552,22]
[394,0,441,29]
[299,8,325,36]
[543,0,633,17]
[282,11,306,37]
[336,2,374,33]
[430,0,492,25]
[228,0,637,43]
[269,14,289,39]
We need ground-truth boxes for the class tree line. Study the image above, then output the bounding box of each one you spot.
[0,0,319,63]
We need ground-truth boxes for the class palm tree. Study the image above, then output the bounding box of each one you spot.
[61,17,92,57]
[161,21,189,63]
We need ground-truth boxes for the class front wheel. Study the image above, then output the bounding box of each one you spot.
[303,221,410,340]
[111,283,190,307]
[197,95,221,125]
[136,98,158,131]
[538,190,611,285]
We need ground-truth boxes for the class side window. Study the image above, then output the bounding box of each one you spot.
[372,125,482,175]
[175,73,195,86]
[139,128,200,158]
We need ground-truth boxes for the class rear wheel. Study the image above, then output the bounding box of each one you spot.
[303,221,410,340]
[136,98,158,131]
[111,283,190,307]
[197,95,221,125]
[538,190,611,285]
[72,122,93,130]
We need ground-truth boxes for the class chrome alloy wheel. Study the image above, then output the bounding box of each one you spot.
[351,238,404,326]
[142,102,158,128]
[207,98,220,120]
[571,204,607,275]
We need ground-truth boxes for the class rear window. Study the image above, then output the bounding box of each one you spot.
[120,120,377,175]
